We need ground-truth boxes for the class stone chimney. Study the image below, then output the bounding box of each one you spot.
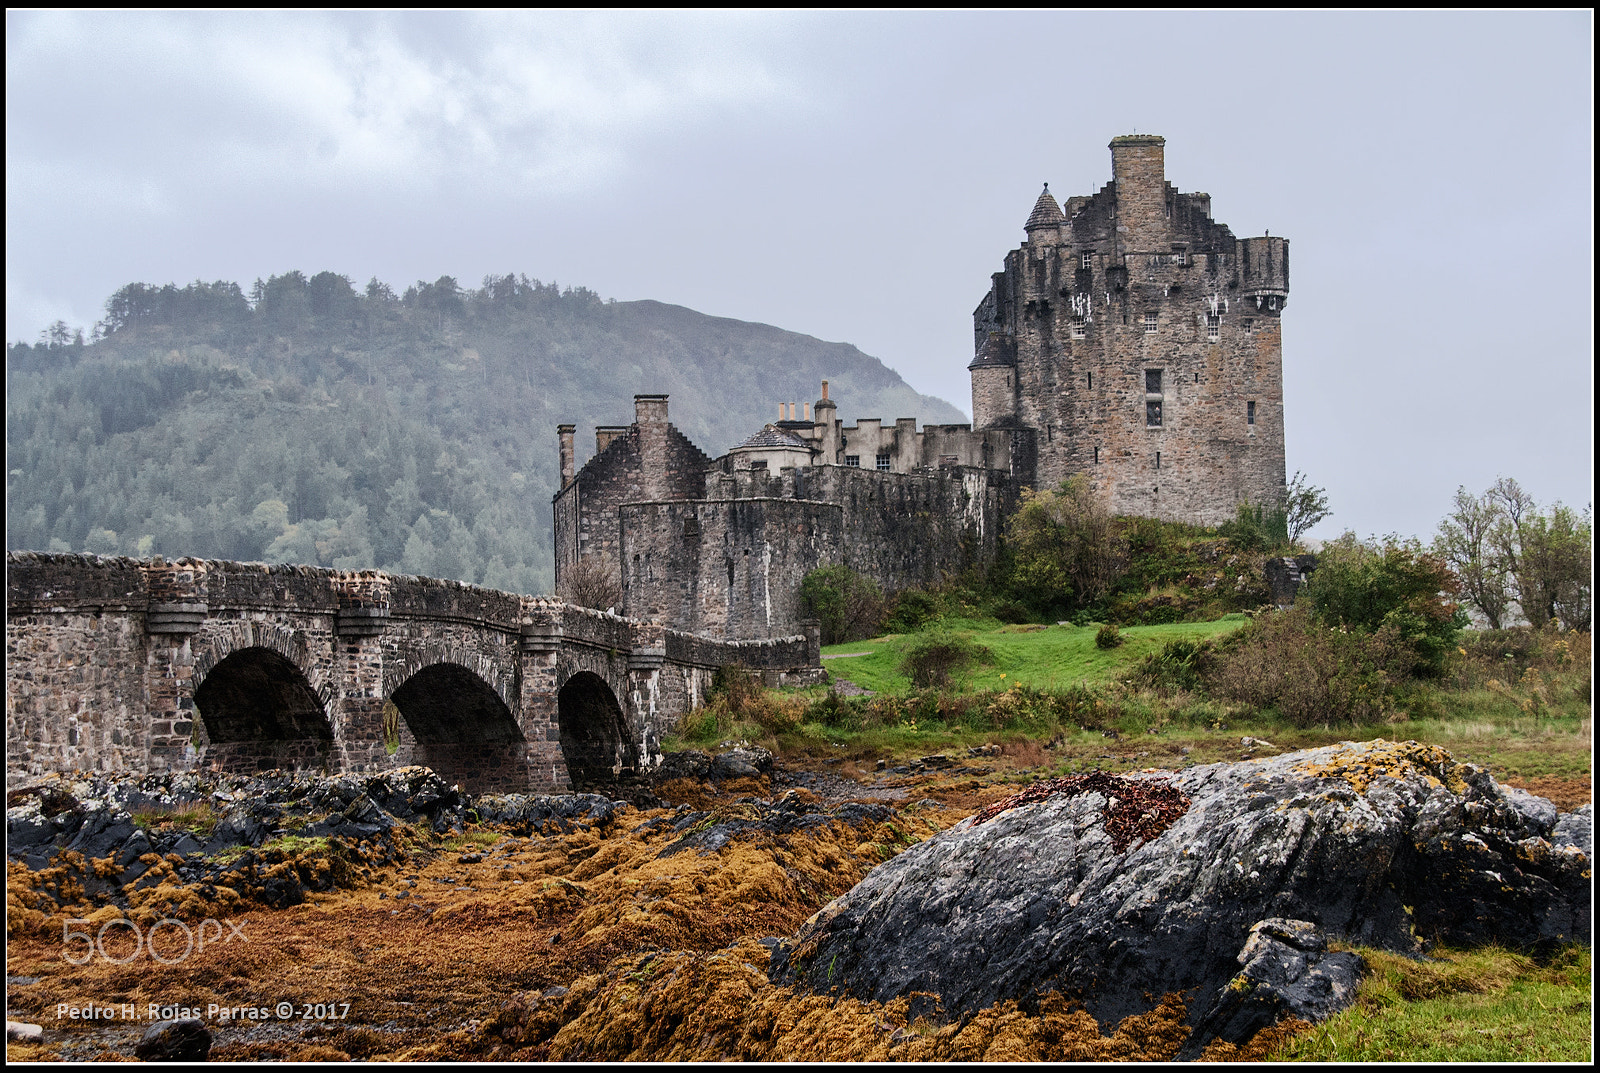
[557,424,576,486]
[1109,134,1170,252]
[635,393,670,500]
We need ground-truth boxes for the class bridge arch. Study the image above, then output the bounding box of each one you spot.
[556,670,636,790]
[387,661,527,792]
[192,645,334,774]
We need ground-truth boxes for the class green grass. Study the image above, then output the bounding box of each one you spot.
[1270,944,1592,1062]
[821,615,1251,695]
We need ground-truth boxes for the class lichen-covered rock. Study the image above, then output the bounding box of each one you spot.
[771,740,1591,1044]
[133,1017,211,1061]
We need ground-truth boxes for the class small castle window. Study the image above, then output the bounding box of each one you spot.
[1144,312,1158,334]
[1145,369,1162,394]
[1207,314,1220,342]
[1147,401,1163,427]
[1243,318,1255,331]
[1156,451,1161,470]
[1072,316,1086,339]
[1093,446,1099,464]
[844,455,860,467]
[875,453,891,472]
[1086,372,1092,389]
[1081,251,1092,270]
[939,454,959,467]
[749,460,767,473]
[1247,401,1256,425]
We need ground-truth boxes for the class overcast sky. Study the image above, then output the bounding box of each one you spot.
[6,10,1593,542]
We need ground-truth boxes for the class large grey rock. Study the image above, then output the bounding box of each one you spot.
[771,740,1590,1046]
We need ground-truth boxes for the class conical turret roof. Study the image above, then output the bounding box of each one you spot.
[1025,183,1065,231]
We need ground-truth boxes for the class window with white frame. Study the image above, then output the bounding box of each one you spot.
[1072,315,1086,338]
[1207,313,1220,342]
[1081,251,1092,270]
[1144,311,1158,334]
[844,455,860,467]
[875,453,891,471]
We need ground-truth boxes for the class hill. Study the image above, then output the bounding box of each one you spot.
[5,272,966,594]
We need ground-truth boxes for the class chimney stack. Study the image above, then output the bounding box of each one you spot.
[557,424,576,486]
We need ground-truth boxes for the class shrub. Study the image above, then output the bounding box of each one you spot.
[1136,637,1217,693]
[1305,533,1469,677]
[883,589,941,634]
[1218,502,1289,552]
[1094,623,1124,649]
[899,632,992,689]
[992,600,1032,624]
[800,565,886,645]
[1206,606,1409,726]
[1004,477,1127,613]
[559,556,622,612]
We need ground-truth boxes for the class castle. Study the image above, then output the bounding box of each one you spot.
[554,135,1288,640]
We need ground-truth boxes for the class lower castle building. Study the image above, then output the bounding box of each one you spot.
[554,134,1289,638]
[553,390,1020,640]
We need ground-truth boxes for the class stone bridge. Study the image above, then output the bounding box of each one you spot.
[5,553,821,793]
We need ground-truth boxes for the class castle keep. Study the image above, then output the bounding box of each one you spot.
[555,134,1289,637]
[972,134,1288,524]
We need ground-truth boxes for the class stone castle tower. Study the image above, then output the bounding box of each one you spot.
[971,134,1288,525]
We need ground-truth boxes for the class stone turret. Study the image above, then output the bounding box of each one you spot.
[1024,183,1065,240]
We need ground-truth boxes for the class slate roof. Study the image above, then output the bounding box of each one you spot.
[1025,183,1065,231]
[734,424,810,450]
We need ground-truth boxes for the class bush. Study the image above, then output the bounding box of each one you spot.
[883,589,941,634]
[1218,502,1289,552]
[558,557,622,611]
[1305,533,1469,677]
[1136,638,1217,693]
[992,600,1033,624]
[1206,606,1409,726]
[1095,623,1124,649]
[1004,477,1127,613]
[899,632,992,689]
[800,565,886,645]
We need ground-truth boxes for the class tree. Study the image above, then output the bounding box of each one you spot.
[799,565,885,645]
[1285,471,1331,546]
[1442,478,1593,631]
[1004,477,1126,612]
[1433,485,1514,628]
[1304,533,1469,677]
[1514,503,1592,632]
[559,557,622,612]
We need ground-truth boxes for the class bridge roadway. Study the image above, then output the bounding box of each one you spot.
[5,553,820,793]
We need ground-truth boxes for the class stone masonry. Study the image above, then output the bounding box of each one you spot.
[6,553,821,792]
[972,134,1289,525]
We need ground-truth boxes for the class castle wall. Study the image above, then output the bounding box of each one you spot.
[617,465,1011,639]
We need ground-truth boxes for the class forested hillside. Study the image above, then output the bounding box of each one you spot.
[6,272,965,594]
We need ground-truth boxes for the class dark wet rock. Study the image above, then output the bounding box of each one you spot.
[133,1017,211,1061]
[1551,803,1591,858]
[654,751,714,783]
[771,740,1590,1049]
[711,746,774,781]
[1177,919,1363,1059]
[657,796,886,859]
